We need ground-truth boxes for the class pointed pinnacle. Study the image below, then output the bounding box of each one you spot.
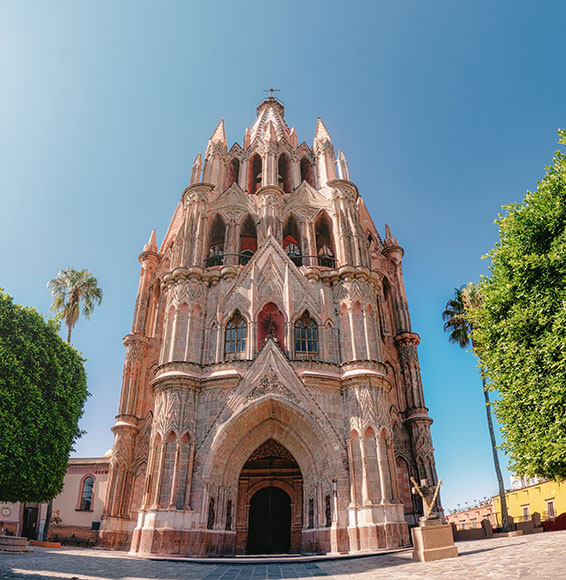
[314,117,332,143]
[384,222,399,247]
[209,119,227,144]
[144,229,158,253]
[193,152,202,167]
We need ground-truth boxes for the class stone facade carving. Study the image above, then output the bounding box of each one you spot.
[99,96,439,557]
[246,372,298,403]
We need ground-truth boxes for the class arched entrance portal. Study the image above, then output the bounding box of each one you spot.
[237,439,303,554]
[248,487,291,554]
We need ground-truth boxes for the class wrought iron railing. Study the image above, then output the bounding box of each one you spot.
[204,252,337,269]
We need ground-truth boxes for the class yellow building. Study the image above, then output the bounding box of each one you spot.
[493,480,566,525]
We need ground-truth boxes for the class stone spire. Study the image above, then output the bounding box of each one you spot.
[209,119,227,145]
[203,119,228,187]
[248,97,292,144]
[313,117,336,186]
[336,149,350,181]
[313,117,332,144]
[189,153,202,185]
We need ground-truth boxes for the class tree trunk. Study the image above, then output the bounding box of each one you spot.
[66,325,72,344]
[42,500,53,541]
[481,370,510,531]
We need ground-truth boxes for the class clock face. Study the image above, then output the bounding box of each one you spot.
[1,507,11,517]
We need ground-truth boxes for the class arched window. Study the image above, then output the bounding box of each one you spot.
[247,154,262,195]
[283,214,302,267]
[207,214,226,267]
[295,311,318,355]
[278,153,292,192]
[79,476,94,511]
[239,215,257,265]
[225,158,240,189]
[315,212,336,268]
[225,312,247,355]
[300,157,315,187]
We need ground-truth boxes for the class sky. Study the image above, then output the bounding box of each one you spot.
[1,0,565,511]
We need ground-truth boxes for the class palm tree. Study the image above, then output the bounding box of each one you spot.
[47,267,103,344]
[443,283,510,531]
[43,268,102,542]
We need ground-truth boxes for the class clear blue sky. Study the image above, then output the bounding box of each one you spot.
[1,0,565,510]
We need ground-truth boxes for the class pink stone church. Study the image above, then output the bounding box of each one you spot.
[98,96,440,556]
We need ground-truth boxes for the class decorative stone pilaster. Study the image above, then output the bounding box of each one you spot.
[395,332,424,409]
[118,334,148,417]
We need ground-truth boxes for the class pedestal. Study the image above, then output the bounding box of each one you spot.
[0,535,32,553]
[411,523,458,562]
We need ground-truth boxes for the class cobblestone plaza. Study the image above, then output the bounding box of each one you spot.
[2,531,565,579]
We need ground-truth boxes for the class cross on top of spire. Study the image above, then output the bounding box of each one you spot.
[263,87,280,98]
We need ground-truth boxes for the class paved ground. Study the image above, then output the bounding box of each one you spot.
[1,530,566,580]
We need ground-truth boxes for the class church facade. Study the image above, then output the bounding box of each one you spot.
[98,97,440,556]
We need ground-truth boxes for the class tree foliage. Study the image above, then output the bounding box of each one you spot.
[470,130,566,480]
[47,267,102,343]
[0,290,88,502]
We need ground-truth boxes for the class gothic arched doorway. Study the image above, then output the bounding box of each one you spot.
[237,439,303,554]
[247,486,291,554]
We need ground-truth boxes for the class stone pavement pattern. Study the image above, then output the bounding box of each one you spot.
[1,531,566,580]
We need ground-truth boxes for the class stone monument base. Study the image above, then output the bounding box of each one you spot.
[0,536,32,553]
[411,523,458,562]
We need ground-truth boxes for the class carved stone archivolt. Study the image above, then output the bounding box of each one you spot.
[248,439,295,462]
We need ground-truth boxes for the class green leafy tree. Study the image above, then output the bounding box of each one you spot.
[443,283,510,530]
[47,267,103,344]
[469,130,566,481]
[0,291,88,503]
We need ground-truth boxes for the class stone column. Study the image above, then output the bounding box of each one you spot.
[358,437,371,506]
[142,441,158,509]
[362,309,371,360]
[118,335,147,416]
[168,440,181,509]
[132,250,159,334]
[377,434,392,503]
[346,438,358,508]
[152,442,166,508]
[183,312,193,361]
[168,309,179,362]
[183,443,196,510]
[348,306,358,360]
